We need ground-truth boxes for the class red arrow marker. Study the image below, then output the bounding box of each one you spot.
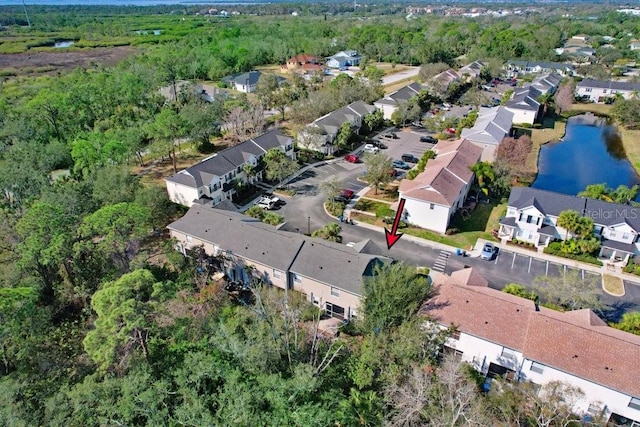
[385,198,405,250]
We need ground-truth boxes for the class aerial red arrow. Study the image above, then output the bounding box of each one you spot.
[385,198,406,250]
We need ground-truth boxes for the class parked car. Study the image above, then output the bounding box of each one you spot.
[420,135,438,144]
[344,154,359,163]
[446,127,457,134]
[371,140,388,149]
[392,160,411,170]
[255,197,276,210]
[330,195,350,204]
[340,189,355,199]
[401,153,419,163]
[363,143,379,154]
[380,132,399,140]
[480,242,498,260]
[441,102,452,111]
[263,193,285,206]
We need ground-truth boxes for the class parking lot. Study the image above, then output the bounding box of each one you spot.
[483,247,601,282]
[369,128,436,166]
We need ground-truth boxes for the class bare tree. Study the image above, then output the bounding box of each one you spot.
[385,356,490,427]
[554,80,576,114]
[496,135,532,167]
[533,268,606,312]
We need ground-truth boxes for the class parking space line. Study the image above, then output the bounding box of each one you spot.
[527,257,532,273]
[545,260,549,275]
[511,252,516,269]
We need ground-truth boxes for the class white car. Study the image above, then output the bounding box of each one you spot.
[363,144,379,154]
[255,197,276,210]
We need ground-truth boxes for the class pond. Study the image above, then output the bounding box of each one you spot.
[54,40,74,48]
[532,114,640,198]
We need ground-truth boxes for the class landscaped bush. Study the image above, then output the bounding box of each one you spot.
[325,201,345,217]
[623,258,640,275]
[543,241,602,266]
[262,212,285,226]
[502,284,537,300]
[406,169,419,180]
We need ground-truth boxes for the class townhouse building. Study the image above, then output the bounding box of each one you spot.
[397,139,482,234]
[576,79,640,103]
[296,100,377,155]
[374,82,423,120]
[167,204,387,320]
[498,187,640,263]
[424,268,640,425]
[165,129,294,207]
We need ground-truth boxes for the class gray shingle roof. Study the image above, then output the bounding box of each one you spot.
[290,239,384,295]
[460,106,513,145]
[508,187,585,217]
[577,79,640,93]
[601,238,635,253]
[166,129,292,187]
[310,101,376,135]
[584,198,640,229]
[222,70,263,86]
[505,86,541,111]
[167,205,388,293]
[378,82,423,106]
[509,188,640,233]
[506,60,574,71]
[167,204,305,271]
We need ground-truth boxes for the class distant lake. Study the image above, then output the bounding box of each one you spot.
[532,114,640,197]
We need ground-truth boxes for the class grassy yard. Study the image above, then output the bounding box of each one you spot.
[362,185,398,203]
[353,198,392,213]
[602,274,625,297]
[524,113,567,173]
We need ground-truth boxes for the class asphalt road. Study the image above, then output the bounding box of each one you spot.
[263,130,640,319]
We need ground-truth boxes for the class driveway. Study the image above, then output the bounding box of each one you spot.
[382,66,420,86]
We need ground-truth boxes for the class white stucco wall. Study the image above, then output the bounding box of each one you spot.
[373,102,397,120]
[166,181,200,207]
[402,198,453,234]
[506,108,537,125]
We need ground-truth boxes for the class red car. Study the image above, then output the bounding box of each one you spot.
[344,154,359,163]
[446,127,457,134]
[340,189,355,199]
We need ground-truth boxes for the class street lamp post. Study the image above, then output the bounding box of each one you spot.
[307,216,311,236]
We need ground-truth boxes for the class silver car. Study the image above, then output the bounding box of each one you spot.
[481,243,497,260]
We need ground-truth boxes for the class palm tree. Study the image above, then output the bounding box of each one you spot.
[336,388,383,427]
[557,210,581,243]
[537,92,554,116]
[470,161,495,196]
[311,223,342,243]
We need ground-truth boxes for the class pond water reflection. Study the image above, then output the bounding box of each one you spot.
[531,114,640,198]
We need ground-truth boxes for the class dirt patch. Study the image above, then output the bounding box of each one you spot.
[0,46,138,76]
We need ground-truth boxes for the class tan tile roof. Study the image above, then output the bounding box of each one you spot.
[399,139,481,206]
[444,267,489,287]
[423,270,640,398]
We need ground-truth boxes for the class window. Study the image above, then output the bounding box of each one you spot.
[629,397,640,410]
[587,403,601,416]
[530,361,545,374]
[430,203,435,210]
[186,235,193,243]
[610,229,617,237]
[623,232,631,240]
[273,269,281,279]
[501,347,517,359]
[585,88,592,92]
[237,166,242,173]
[311,293,320,305]
[603,89,608,94]
[331,287,340,297]
[451,330,461,340]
